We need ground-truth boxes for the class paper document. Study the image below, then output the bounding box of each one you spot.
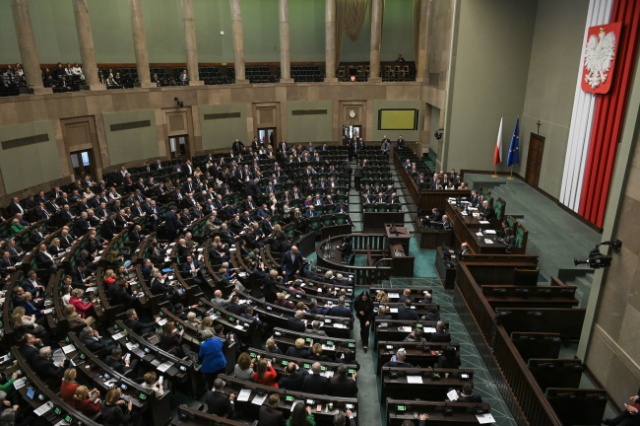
[157,361,173,373]
[484,229,496,234]
[13,377,26,390]
[389,308,398,313]
[406,375,423,384]
[479,220,490,225]
[399,326,412,332]
[237,389,252,402]
[447,389,459,401]
[476,413,496,424]
[61,344,76,354]
[484,239,494,244]
[388,293,400,299]
[252,393,267,405]
[34,401,54,417]
[424,327,436,333]
[111,331,126,340]
[52,349,66,364]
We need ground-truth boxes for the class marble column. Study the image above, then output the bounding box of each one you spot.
[130,0,155,88]
[368,0,382,82]
[279,0,293,83]
[324,0,337,82]
[415,0,429,83]
[182,0,203,86]
[72,0,103,90]
[10,0,50,94]
[229,0,246,84]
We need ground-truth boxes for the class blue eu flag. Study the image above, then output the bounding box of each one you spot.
[507,118,520,167]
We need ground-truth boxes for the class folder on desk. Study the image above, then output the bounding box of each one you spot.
[406,375,423,384]
[237,389,251,402]
[476,413,495,424]
[252,393,267,405]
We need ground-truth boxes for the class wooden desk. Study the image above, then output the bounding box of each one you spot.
[385,224,411,255]
[387,399,492,426]
[381,366,474,401]
[376,341,461,374]
[435,247,456,290]
[415,225,453,249]
[389,243,415,277]
[444,203,507,254]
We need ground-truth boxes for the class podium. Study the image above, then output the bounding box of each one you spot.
[385,224,414,276]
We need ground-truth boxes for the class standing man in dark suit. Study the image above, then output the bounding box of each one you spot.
[182,160,193,177]
[397,135,405,149]
[164,206,180,242]
[278,362,309,391]
[281,245,303,282]
[329,365,358,397]
[232,138,244,155]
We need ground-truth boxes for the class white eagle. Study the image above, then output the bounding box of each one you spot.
[584,28,617,89]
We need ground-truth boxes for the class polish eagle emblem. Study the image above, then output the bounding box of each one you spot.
[581,22,621,94]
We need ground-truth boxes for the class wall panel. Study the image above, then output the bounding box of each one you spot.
[102,109,159,165]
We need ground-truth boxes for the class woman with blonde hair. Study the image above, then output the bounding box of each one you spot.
[376,290,389,304]
[186,311,201,328]
[74,385,102,416]
[12,305,45,339]
[9,218,24,237]
[285,338,311,359]
[69,288,93,318]
[48,237,62,257]
[60,368,79,405]
[264,337,283,355]
[100,388,133,425]
[65,304,94,329]
[141,371,165,398]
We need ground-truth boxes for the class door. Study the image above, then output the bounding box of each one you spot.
[526,133,545,187]
[70,149,96,179]
[258,128,276,147]
[168,135,189,159]
[342,125,363,143]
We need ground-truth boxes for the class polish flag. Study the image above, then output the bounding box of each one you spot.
[494,117,503,165]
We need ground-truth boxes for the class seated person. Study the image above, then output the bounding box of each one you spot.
[286,310,306,333]
[73,385,102,416]
[140,371,166,398]
[398,299,420,321]
[260,393,285,426]
[498,228,516,251]
[124,308,159,335]
[404,327,427,343]
[337,237,353,257]
[253,359,279,388]
[32,346,68,388]
[79,325,115,352]
[308,343,332,363]
[302,362,330,395]
[430,321,451,343]
[436,346,461,369]
[428,208,443,222]
[264,338,283,355]
[329,296,352,318]
[278,362,308,391]
[205,378,236,417]
[329,365,357,398]
[422,306,440,321]
[285,338,311,359]
[382,348,414,368]
[455,383,482,403]
[103,347,138,375]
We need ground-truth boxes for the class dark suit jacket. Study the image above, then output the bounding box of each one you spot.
[329,376,358,397]
[286,317,306,333]
[329,305,352,318]
[398,307,420,321]
[165,210,180,233]
[35,250,54,269]
[20,345,39,365]
[260,405,285,426]
[205,390,234,417]
[430,331,451,343]
[281,250,303,276]
[457,393,482,403]
[278,369,308,391]
[32,356,65,387]
[302,373,330,395]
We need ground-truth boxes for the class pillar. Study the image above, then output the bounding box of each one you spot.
[415,0,429,83]
[369,0,382,82]
[72,0,103,90]
[10,0,50,94]
[324,0,337,82]
[182,0,203,86]
[130,0,155,88]
[229,0,246,84]
[279,0,293,83]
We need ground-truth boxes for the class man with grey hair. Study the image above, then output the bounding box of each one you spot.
[382,348,415,368]
[329,296,352,318]
[333,408,357,426]
[32,346,67,387]
[287,310,306,333]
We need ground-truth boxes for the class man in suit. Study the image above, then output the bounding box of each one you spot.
[32,346,68,387]
[0,251,17,278]
[103,347,138,375]
[232,138,244,155]
[205,378,236,417]
[182,160,193,177]
[456,384,483,403]
[259,394,285,426]
[19,333,42,365]
[164,206,180,242]
[124,309,159,335]
[397,135,405,149]
[278,362,309,391]
[35,244,56,270]
[6,197,25,217]
[286,310,306,333]
[329,296,352,318]
[329,365,358,397]
[398,299,420,321]
[459,242,471,257]
[302,362,330,394]
[430,321,451,343]
[281,245,303,281]
[22,270,45,299]
[101,212,118,240]
[480,200,496,221]
[245,179,260,201]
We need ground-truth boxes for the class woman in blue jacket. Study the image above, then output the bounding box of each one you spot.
[199,328,227,389]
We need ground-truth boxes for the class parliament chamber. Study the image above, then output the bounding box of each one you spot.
[1,1,640,426]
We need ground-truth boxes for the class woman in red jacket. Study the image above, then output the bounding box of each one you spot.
[69,288,93,318]
[73,385,102,416]
[253,359,279,387]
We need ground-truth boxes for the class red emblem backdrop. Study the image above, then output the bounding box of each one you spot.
[581,22,622,94]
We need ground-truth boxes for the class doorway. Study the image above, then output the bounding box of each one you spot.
[343,125,362,143]
[168,135,190,159]
[70,149,96,179]
[258,128,276,147]
[525,133,545,187]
